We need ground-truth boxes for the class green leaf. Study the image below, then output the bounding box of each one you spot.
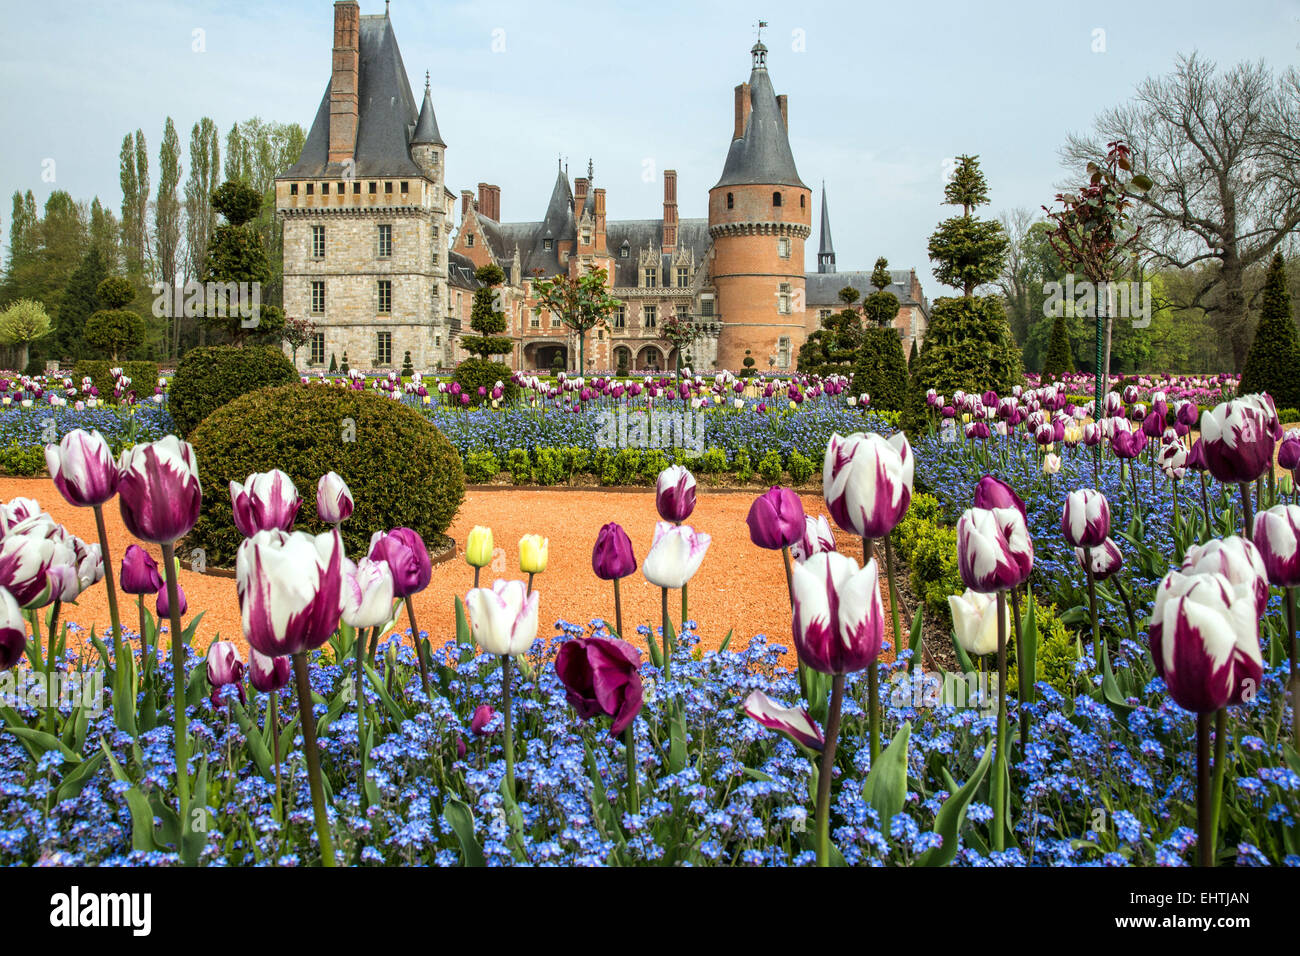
[917,742,993,867]
[498,778,529,863]
[4,724,83,764]
[363,663,408,724]
[55,751,104,804]
[99,738,159,853]
[643,631,663,669]
[583,739,627,849]
[1099,642,1134,715]
[907,606,924,672]
[718,629,734,654]
[668,700,688,774]
[862,721,911,828]
[230,699,274,782]
[316,688,348,739]
[443,798,485,867]
[1021,596,1038,703]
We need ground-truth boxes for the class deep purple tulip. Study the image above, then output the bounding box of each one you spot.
[230,469,301,538]
[973,475,1026,521]
[119,544,164,596]
[156,581,187,619]
[655,465,697,523]
[1277,432,1300,472]
[249,648,291,693]
[1186,437,1208,473]
[1148,570,1263,712]
[45,429,119,507]
[1061,489,1111,549]
[117,437,202,544]
[367,528,431,598]
[1254,505,1300,588]
[1142,410,1166,439]
[746,487,805,550]
[0,588,25,670]
[470,704,497,736]
[791,552,884,675]
[1110,428,1147,460]
[554,635,644,736]
[592,522,637,580]
[1176,401,1200,428]
[237,529,345,657]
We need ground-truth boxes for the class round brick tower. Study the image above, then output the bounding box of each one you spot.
[708,40,811,372]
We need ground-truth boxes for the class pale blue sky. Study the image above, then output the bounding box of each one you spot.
[1,0,1297,291]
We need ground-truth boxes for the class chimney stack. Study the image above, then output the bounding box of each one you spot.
[477,183,501,221]
[662,170,678,254]
[574,177,589,217]
[733,83,751,141]
[461,189,476,221]
[776,94,789,131]
[594,188,607,250]
[328,1,361,164]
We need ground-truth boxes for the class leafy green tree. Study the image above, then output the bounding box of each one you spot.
[1240,253,1300,408]
[1041,313,1074,382]
[201,180,284,345]
[531,268,621,372]
[862,259,899,327]
[155,118,183,359]
[0,299,53,371]
[55,247,109,359]
[927,156,1009,296]
[798,286,862,375]
[84,277,145,361]
[460,264,512,359]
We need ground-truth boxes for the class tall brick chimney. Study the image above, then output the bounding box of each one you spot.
[733,83,751,140]
[662,170,678,254]
[329,1,361,164]
[593,188,607,251]
[776,94,789,130]
[574,177,589,218]
[478,183,500,221]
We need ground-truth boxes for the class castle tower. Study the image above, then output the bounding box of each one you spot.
[708,39,811,371]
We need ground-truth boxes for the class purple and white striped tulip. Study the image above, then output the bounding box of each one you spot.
[1148,570,1263,712]
[206,640,246,705]
[117,436,202,544]
[790,551,884,675]
[230,469,301,538]
[655,465,697,523]
[1253,505,1300,588]
[341,556,396,629]
[643,521,711,589]
[743,689,824,752]
[249,648,291,693]
[1181,536,1270,618]
[1157,440,1188,480]
[1061,489,1111,549]
[1200,397,1277,484]
[316,471,354,525]
[0,588,24,671]
[1075,537,1124,581]
[790,514,837,563]
[465,578,539,657]
[236,529,345,658]
[45,429,118,507]
[823,431,913,540]
[957,507,1033,593]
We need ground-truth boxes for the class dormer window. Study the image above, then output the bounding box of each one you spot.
[543,238,553,251]
[620,244,629,259]
[466,234,474,248]
[772,192,782,207]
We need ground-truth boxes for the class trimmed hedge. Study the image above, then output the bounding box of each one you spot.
[169,345,297,436]
[186,384,465,568]
[452,358,518,406]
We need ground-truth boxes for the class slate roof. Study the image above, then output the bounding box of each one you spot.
[804,270,927,313]
[714,48,807,190]
[283,15,429,179]
[447,251,480,290]
[818,186,834,257]
[411,83,445,147]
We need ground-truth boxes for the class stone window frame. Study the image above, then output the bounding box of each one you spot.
[675,266,690,288]
[377,224,393,259]
[642,304,657,329]
[309,331,325,366]
[778,336,792,368]
[772,191,782,207]
[310,280,326,315]
[376,331,393,366]
[643,267,658,289]
[311,225,326,260]
[778,237,791,259]
[612,305,626,329]
[466,233,475,248]
[777,282,792,315]
[377,279,393,315]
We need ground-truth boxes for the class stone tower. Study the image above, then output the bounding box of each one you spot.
[708,39,811,371]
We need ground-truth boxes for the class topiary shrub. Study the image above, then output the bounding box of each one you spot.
[452,357,518,406]
[1040,312,1074,383]
[169,345,297,436]
[787,450,814,484]
[757,450,783,484]
[72,360,115,401]
[463,450,500,483]
[852,327,909,412]
[1240,252,1300,410]
[186,384,465,568]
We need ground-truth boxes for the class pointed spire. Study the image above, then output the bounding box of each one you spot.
[588,157,594,181]
[817,183,836,274]
[411,76,445,146]
[714,39,805,189]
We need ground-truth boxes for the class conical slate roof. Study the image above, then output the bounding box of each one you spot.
[714,46,806,190]
[818,185,834,256]
[411,80,445,146]
[541,165,576,242]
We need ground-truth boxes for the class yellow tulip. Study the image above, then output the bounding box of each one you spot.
[519,534,549,574]
[466,525,494,568]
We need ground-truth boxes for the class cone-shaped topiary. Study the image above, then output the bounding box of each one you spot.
[186,383,465,568]
[1041,312,1074,383]
[1240,253,1300,410]
[852,326,909,411]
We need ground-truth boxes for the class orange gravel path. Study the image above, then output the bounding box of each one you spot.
[5,479,896,662]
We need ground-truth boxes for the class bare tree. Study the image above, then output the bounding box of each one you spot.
[1063,53,1300,370]
[997,207,1039,343]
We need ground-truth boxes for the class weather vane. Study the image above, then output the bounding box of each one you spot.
[755,19,767,43]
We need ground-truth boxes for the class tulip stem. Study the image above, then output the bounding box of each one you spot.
[862,537,879,764]
[1199,473,1212,532]
[1084,546,1101,670]
[354,627,366,790]
[993,591,1008,853]
[623,723,639,814]
[269,692,282,822]
[473,566,480,589]
[159,541,190,857]
[884,537,906,671]
[92,504,125,683]
[782,545,811,703]
[1010,588,1029,747]
[1197,711,1213,867]
[1209,708,1227,863]
[660,587,671,680]
[681,583,689,631]
[1239,482,1255,541]
[815,673,844,867]
[612,576,624,639]
[502,655,516,800]
[405,597,432,698]
[1288,587,1300,744]
[526,572,534,596]
[45,601,61,734]
[292,652,336,866]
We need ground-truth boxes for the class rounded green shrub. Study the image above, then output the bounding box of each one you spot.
[453,357,518,406]
[463,450,500,483]
[169,344,297,436]
[787,450,814,484]
[758,450,783,484]
[186,384,465,568]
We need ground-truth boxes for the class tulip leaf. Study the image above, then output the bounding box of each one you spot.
[230,699,274,782]
[907,606,924,672]
[317,689,348,739]
[719,629,734,654]
[4,725,82,764]
[643,632,663,669]
[582,739,627,850]
[1021,596,1038,702]
[498,778,529,863]
[362,724,381,809]
[363,663,408,724]
[55,751,103,804]
[112,647,137,738]
[1284,744,1300,778]
[443,798,485,867]
[917,742,993,867]
[1098,643,1134,716]
[454,597,474,662]
[862,720,911,829]
[99,738,159,853]
[949,627,977,678]
[668,700,688,774]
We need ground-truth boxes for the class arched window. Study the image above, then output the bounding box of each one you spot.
[772,192,782,207]
[726,193,734,209]
[800,195,806,209]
